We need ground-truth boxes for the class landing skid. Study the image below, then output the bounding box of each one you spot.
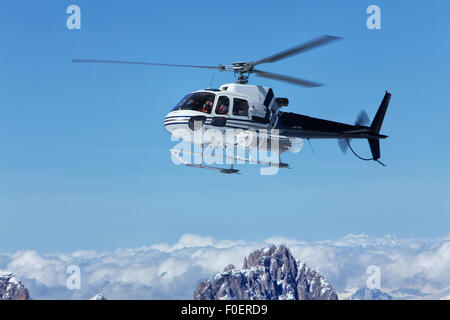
[184,163,241,174]
[170,147,290,174]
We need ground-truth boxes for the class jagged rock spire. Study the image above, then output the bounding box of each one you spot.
[194,245,337,300]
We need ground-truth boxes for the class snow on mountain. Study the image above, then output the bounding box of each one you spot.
[0,271,31,300]
[194,245,337,300]
[89,293,107,300]
[348,288,393,300]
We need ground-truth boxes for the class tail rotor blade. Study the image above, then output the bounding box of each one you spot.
[355,110,370,127]
[338,138,350,154]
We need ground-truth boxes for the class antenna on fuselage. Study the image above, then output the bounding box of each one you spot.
[207,74,215,89]
[307,138,315,154]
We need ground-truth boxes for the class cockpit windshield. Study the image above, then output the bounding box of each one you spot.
[172,92,216,114]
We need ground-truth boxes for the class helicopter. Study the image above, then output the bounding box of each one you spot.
[73,35,391,174]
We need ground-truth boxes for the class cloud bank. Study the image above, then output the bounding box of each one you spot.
[1,233,449,299]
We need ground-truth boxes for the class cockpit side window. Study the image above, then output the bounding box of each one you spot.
[232,98,249,117]
[215,96,230,115]
[172,92,215,114]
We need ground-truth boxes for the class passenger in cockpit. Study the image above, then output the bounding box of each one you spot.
[217,103,228,114]
[237,101,248,116]
[201,100,213,113]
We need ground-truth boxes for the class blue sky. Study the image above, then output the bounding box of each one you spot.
[1,1,449,253]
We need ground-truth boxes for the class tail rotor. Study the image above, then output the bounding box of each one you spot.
[338,91,391,166]
[338,110,371,154]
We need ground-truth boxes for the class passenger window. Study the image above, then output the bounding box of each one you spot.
[215,96,230,115]
[233,98,249,117]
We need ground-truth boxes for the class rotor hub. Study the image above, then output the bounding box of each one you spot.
[231,62,254,84]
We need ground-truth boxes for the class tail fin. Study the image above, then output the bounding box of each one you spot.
[368,91,391,162]
[370,91,391,134]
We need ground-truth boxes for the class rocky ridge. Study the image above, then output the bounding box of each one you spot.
[0,272,31,300]
[194,245,338,300]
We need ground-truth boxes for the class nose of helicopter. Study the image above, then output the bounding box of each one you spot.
[164,111,189,135]
[164,110,208,137]
[164,112,174,134]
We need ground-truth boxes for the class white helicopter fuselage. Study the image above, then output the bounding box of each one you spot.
[164,83,302,153]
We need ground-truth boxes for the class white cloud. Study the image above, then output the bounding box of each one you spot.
[1,233,449,299]
[150,233,247,252]
[6,251,67,288]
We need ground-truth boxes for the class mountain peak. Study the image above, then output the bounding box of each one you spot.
[89,293,107,300]
[350,287,393,300]
[194,245,337,300]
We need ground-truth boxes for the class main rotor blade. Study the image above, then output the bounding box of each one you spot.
[72,59,226,70]
[252,35,342,66]
[254,69,322,87]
